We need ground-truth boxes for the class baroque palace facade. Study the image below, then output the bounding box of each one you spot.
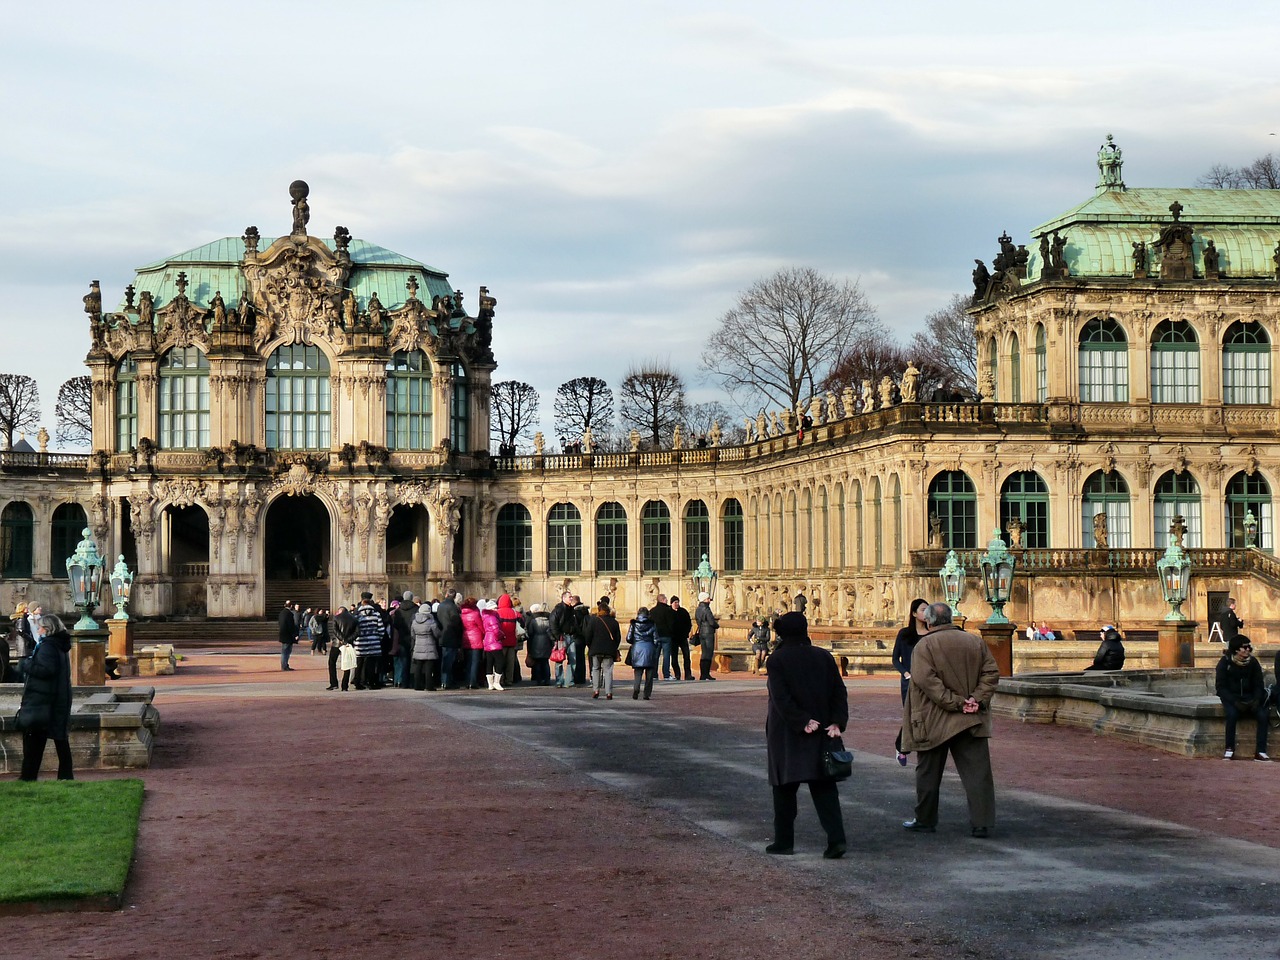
[4,146,1280,638]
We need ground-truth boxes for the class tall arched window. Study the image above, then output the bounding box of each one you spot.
[1225,472,1272,551]
[722,498,744,573]
[642,500,671,573]
[116,356,138,451]
[801,489,813,569]
[50,503,88,576]
[786,491,798,570]
[1079,318,1129,402]
[547,502,582,574]
[818,487,830,568]
[1009,333,1021,403]
[1153,471,1202,548]
[266,344,331,450]
[1034,323,1047,402]
[1000,471,1050,548]
[835,484,846,568]
[987,339,999,401]
[596,502,628,573]
[852,480,864,567]
[871,478,883,567]
[683,500,710,571]
[495,503,532,574]
[890,475,902,566]
[1223,321,1271,404]
[1150,320,1200,403]
[774,493,784,569]
[386,351,433,449]
[0,501,34,578]
[928,471,977,549]
[1082,470,1130,548]
[450,361,469,452]
[159,346,210,449]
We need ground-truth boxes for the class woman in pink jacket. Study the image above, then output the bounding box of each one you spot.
[460,597,484,689]
[481,599,505,690]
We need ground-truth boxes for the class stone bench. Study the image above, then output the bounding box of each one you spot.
[136,644,177,676]
[0,684,160,772]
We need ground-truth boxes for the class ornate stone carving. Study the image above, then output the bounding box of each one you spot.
[335,487,355,541]
[154,478,202,509]
[355,494,373,562]
[83,280,102,320]
[1155,202,1195,280]
[129,491,157,549]
[900,362,919,403]
[289,180,310,237]
[878,376,895,409]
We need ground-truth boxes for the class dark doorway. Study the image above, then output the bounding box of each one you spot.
[265,496,330,580]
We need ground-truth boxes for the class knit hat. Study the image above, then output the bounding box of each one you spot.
[403,590,414,602]
[698,591,710,602]
[773,612,808,640]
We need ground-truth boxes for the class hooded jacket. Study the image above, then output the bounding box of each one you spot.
[19,629,73,739]
[460,601,484,650]
[497,594,521,649]
[411,606,441,661]
[626,613,659,669]
[481,604,503,652]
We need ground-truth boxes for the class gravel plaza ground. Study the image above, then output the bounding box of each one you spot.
[6,648,1280,960]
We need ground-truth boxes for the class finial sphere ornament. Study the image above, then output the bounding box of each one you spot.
[289,180,310,201]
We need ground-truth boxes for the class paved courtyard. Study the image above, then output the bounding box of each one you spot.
[6,650,1280,960]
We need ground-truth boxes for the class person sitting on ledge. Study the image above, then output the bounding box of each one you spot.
[1215,635,1270,761]
[1084,626,1125,671]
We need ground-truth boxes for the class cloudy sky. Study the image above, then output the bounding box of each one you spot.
[1,1,1276,446]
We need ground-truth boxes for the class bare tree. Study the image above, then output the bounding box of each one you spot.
[907,294,978,396]
[489,380,540,454]
[55,376,93,447]
[1197,153,1280,189]
[554,377,614,447]
[0,374,42,450]
[824,331,963,403]
[619,361,686,447]
[701,266,880,412]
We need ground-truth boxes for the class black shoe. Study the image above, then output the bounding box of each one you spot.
[902,819,936,833]
[822,843,846,859]
[326,685,338,690]
[764,842,794,855]
[971,826,990,839]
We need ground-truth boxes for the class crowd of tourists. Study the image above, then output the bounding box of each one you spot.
[276,589,722,700]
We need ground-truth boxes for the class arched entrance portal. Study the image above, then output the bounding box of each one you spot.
[264,495,331,613]
[386,503,431,598]
[165,504,209,617]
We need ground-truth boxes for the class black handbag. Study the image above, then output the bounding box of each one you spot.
[823,739,854,781]
[15,702,52,732]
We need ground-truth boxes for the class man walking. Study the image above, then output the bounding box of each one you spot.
[278,599,297,671]
[651,594,675,680]
[901,602,1000,838]
[670,595,693,680]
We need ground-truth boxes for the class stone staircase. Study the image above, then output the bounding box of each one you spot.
[264,579,331,613]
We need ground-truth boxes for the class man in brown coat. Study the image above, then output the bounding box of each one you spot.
[900,602,1000,838]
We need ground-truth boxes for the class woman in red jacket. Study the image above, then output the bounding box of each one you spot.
[459,597,485,689]
[497,594,522,688]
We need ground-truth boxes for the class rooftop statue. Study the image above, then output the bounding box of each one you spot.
[242,226,260,256]
[289,180,310,237]
[83,280,101,318]
[900,361,919,403]
[1132,240,1148,277]
[1096,133,1124,190]
[1203,239,1221,279]
[971,259,991,303]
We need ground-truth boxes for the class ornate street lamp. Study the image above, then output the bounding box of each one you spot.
[1244,509,1258,549]
[691,554,718,603]
[938,549,965,617]
[1155,534,1192,622]
[978,529,1016,625]
[65,528,106,631]
[109,555,135,621]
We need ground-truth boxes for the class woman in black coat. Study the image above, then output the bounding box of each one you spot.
[764,612,848,859]
[891,598,928,764]
[1084,627,1126,671]
[18,614,74,781]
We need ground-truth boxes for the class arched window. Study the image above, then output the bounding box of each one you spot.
[386,351,433,450]
[818,487,830,568]
[596,502,628,573]
[871,477,883,567]
[1225,472,1272,551]
[159,346,209,449]
[1034,323,1047,403]
[266,344,331,450]
[928,471,977,549]
[1078,318,1128,402]
[722,498,744,573]
[1009,333,1021,402]
[50,503,88,576]
[547,502,582,574]
[801,489,813,569]
[1082,470,1130,548]
[641,500,671,573]
[774,493,784,568]
[1223,321,1271,404]
[852,480,864,567]
[450,361,469,452]
[116,356,137,451]
[1000,471,1050,548]
[495,504,532,574]
[683,500,710,571]
[786,491,798,570]
[1153,471,1202,548]
[0,501,34,578]
[1150,320,1200,404]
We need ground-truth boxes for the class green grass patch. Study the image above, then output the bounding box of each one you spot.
[0,779,144,904]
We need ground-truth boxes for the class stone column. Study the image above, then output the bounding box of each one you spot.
[979,621,1015,677]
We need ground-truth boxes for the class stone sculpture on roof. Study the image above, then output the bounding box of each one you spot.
[1156,201,1195,280]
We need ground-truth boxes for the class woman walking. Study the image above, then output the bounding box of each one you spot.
[764,612,848,858]
[586,602,622,700]
[627,607,659,700]
[892,598,928,765]
[17,614,75,781]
